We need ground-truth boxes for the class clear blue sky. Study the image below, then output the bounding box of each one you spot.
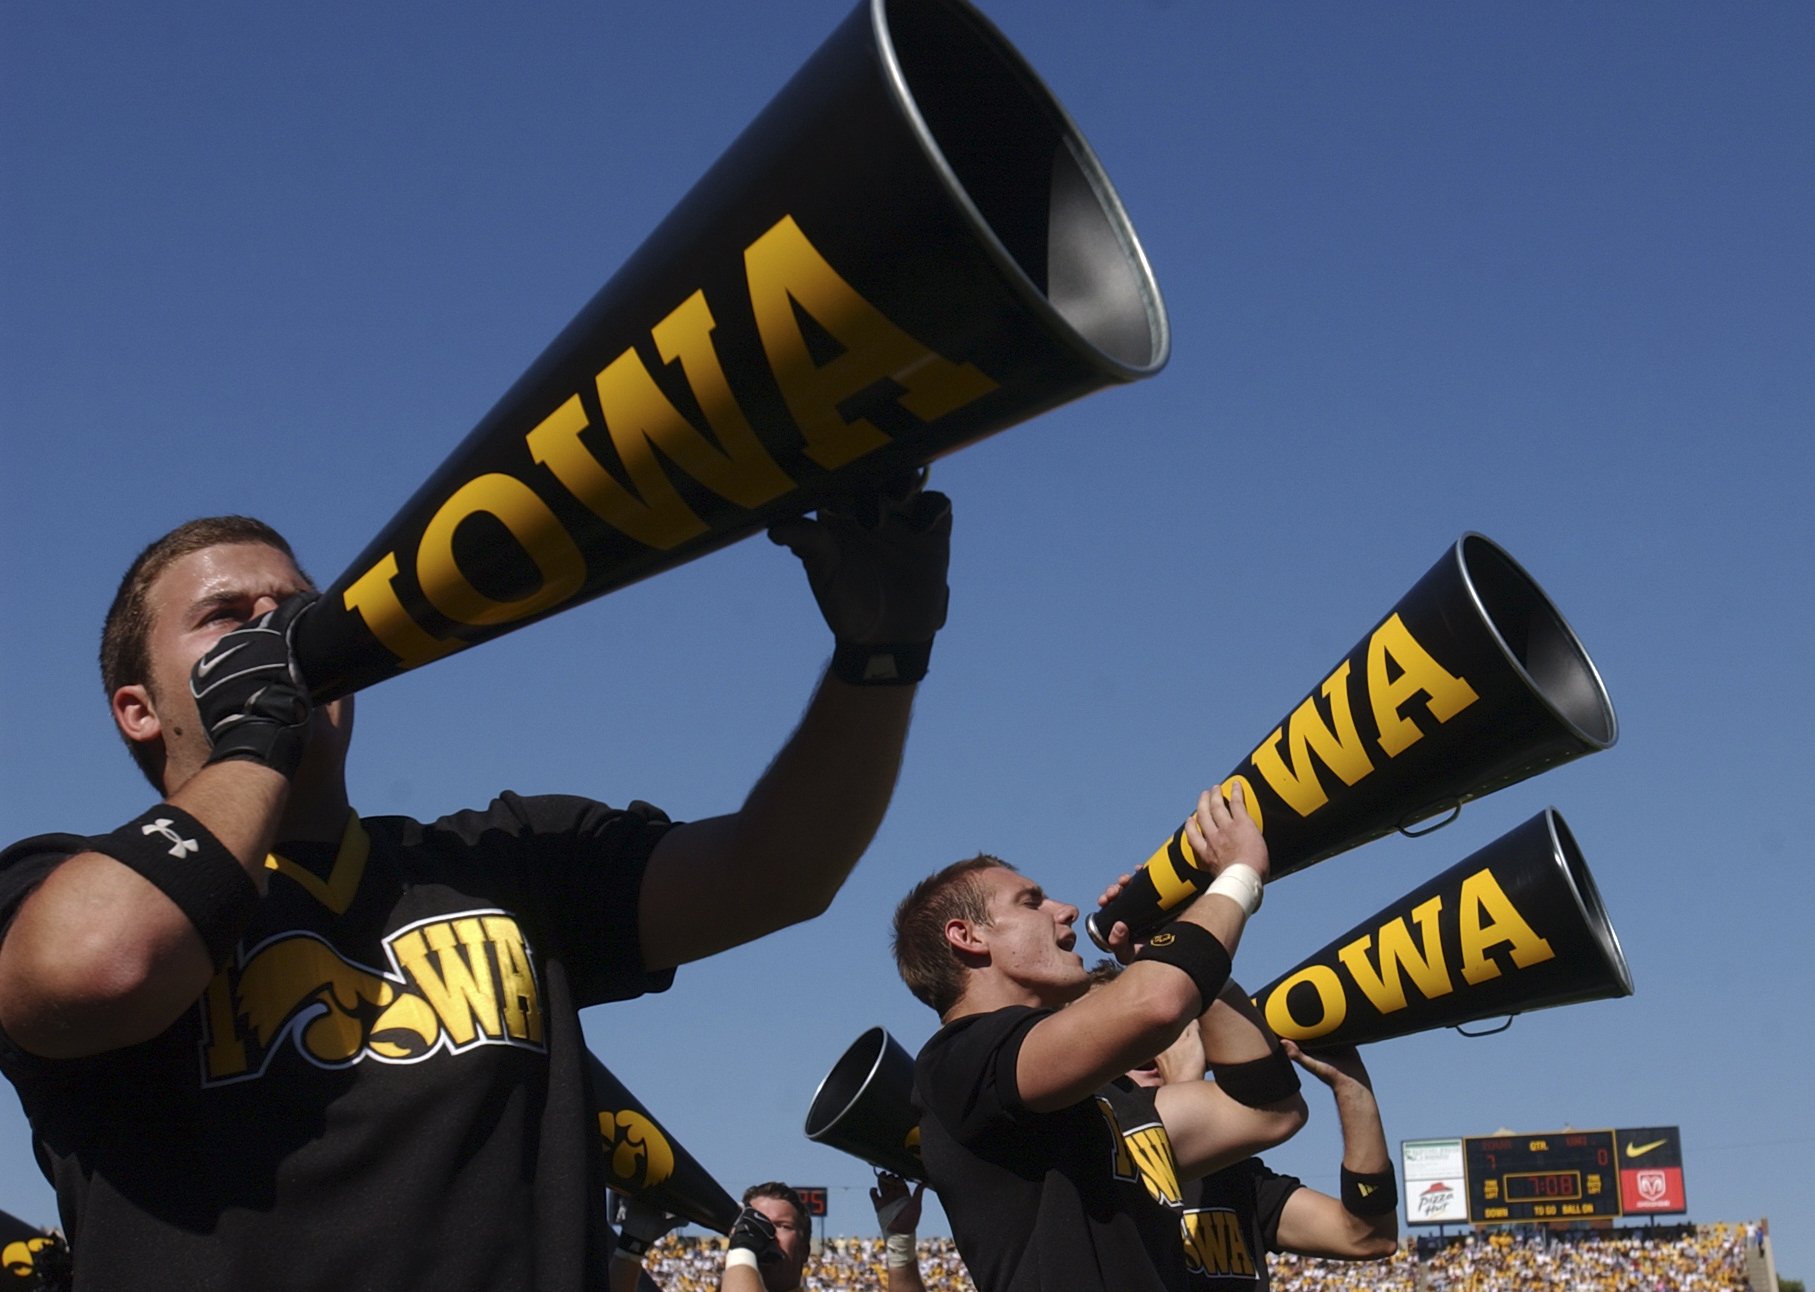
[5,0,1812,1280]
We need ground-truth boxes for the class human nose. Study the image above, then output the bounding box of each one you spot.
[1053,901,1079,926]
[250,593,283,619]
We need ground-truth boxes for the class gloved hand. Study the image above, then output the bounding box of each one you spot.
[612,1194,684,1257]
[189,591,318,777]
[769,474,951,686]
[727,1204,783,1265]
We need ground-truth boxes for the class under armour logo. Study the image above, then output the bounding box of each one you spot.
[142,818,199,860]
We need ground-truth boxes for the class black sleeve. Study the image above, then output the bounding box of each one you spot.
[0,834,88,936]
[425,793,681,1006]
[1252,1162,1306,1252]
[915,1006,1050,1141]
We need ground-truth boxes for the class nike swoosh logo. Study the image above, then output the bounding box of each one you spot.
[194,642,248,679]
[1625,1138,1668,1158]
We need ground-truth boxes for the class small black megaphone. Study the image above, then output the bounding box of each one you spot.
[803,1026,925,1181]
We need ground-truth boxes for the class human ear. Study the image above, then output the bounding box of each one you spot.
[112,684,162,747]
[945,917,988,955]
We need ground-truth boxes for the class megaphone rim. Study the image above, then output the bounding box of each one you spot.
[1454,532,1620,753]
[804,1025,896,1141]
[869,0,1171,381]
[1541,807,1635,1001]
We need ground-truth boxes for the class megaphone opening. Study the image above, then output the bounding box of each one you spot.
[1460,535,1618,750]
[805,1026,894,1141]
[878,0,1167,375]
[1546,811,1633,1001]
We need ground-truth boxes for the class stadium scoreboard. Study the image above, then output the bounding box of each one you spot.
[1465,1131,1617,1223]
[1403,1126,1685,1226]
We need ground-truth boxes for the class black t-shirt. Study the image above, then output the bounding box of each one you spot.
[1176,1158,1302,1289]
[0,792,677,1292]
[914,1005,1192,1292]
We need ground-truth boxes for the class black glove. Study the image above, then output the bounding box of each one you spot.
[728,1205,783,1265]
[189,592,318,777]
[769,476,952,686]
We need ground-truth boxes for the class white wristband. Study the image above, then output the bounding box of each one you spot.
[726,1248,761,1272]
[1207,863,1263,916]
[885,1231,917,1268]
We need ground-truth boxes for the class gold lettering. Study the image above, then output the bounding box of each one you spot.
[1458,867,1556,985]
[1337,895,1454,1014]
[341,551,464,670]
[649,290,796,506]
[416,473,586,627]
[1139,828,1201,913]
[1182,1210,1256,1276]
[1251,661,1376,817]
[1215,1213,1255,1275]
[1367,614,1480,758]
[1125,1126,1182,1206]
[484,915,543,1043]
[1262,963,1348,1041]
[1183,1210,1226,1273]
[392,919,503,1045]
[530,295,799,551]
[528,388,703,550]
[744,215,996,468]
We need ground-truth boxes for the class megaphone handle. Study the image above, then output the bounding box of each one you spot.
[1400,801,1462,838]
[1451,1015,1516,1037]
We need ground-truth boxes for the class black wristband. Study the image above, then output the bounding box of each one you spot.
[1341,1165,1399,1215]
[1133,922,1232,1012]
[93,807,260,967]
[830,639,934,686]
[1211,1048,1303,1108]
[614,1233,652,1258]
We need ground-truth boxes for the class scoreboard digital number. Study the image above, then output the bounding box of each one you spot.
[1464,1131,1619,1224]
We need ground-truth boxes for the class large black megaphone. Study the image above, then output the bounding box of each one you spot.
[1089,534,1617,949]
[588,1053,741,1233]
[294,0,1168,700]
[1250,808,1632,1049]
[804,1026,926,1181]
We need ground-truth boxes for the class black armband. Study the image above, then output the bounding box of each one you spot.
[1341,1165,1399,1215]
[93,807,259,967]
[1211,1048,1302,1108]
[831,639,934,686]
[1133,922,1232,1011]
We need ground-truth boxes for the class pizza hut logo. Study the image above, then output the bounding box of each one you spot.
[1637,1170,1668,1203]
[1416,1180,1456,1218]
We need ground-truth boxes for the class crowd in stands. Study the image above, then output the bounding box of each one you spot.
[634,1222,1757,1291]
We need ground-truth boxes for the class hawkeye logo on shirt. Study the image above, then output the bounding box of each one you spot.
[198,910,545,1084]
